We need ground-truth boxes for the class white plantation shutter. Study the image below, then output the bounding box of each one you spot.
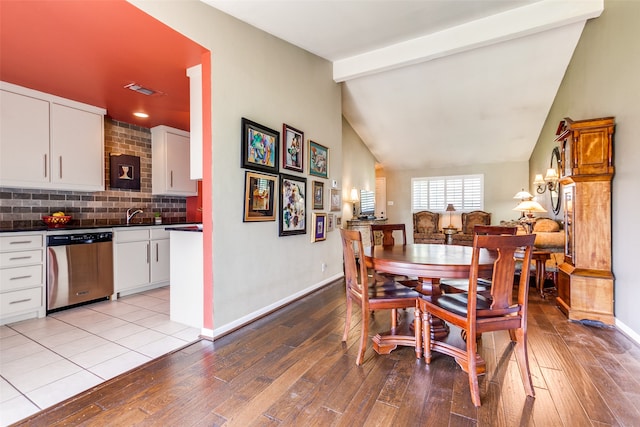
[412,174,483,212]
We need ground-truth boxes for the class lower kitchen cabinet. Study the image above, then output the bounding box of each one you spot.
[0,232,46,325]
[113,227,170,297]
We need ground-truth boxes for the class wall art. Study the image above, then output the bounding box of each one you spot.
[279,174,306,236]
[243,171,277,222]
[241,117,279,173]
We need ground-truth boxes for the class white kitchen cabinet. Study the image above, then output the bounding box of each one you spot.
[0,232,46,325]
[151,125,197,196]
[113,227,170,297]
[0,82,106,191]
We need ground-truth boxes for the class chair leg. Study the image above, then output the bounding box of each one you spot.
[513,328,535,397]
[356,309,370,366]
[467,328,481,406]
[422,311,432,363]
[414,305,422,359]
[391,308,398,329]
[342,296,352,342]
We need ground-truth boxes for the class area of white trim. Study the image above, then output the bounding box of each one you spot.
[211,273,343,339]
[615,318,640,347]
[333,0,603,82]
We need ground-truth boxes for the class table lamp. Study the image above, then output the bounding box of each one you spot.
[513,189,534,218]
[350,187,359,217]
[445,203,456,228]
[513,200,547,233]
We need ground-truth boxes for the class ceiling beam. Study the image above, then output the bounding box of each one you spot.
[333,0,603,82]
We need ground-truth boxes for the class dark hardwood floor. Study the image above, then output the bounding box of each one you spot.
[15,280,640,426]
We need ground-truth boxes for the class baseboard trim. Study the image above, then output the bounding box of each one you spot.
[615,318,640,347]
[211,273,343,339]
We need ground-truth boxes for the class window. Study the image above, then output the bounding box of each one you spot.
[411,174,483,212]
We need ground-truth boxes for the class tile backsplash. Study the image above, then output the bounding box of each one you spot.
[0,119,188,229]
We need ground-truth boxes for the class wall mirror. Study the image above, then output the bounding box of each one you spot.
[550,147,561,215]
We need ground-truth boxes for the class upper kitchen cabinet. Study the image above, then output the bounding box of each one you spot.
[0,82,106,192]
[151,125,197,196]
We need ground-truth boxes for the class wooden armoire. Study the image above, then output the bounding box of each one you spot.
[556,117,615,325]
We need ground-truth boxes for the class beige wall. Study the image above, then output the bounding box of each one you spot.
[132,1,343,335]
[341,116,377,220]
[530,0,640,338]
[381,161,529,241]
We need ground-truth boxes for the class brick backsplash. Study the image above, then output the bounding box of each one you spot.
[0,119,188,229]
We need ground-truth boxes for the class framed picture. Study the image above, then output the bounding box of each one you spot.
[330,188,341,211]
[243,171,277,222]
[241,118,279,173]
[312,213,327,242]
[282,123,304,172]
[279,174,307,236]
[326,213,335,232]
[309,140,328,178]
[336,216,342,227]
[312,180,324,210]
[110,154,140,191]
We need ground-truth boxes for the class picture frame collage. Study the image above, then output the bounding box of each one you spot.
[240,117,340,241]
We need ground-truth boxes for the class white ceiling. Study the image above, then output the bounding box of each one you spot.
[204,0,603,170]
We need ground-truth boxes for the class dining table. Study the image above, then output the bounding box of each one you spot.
[363,243,497,358]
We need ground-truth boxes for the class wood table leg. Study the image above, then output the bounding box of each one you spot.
[416,277,449,340]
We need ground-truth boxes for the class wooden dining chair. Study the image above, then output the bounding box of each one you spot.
[369,224,418,287]
[340,228,421,366]
[419,233,536,406]
[440,225,517,294]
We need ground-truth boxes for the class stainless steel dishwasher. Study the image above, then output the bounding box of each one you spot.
[46,231,113,312]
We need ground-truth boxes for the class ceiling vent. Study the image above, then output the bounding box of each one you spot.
[124,82,161,96]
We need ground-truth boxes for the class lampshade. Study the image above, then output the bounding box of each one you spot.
[544,168,559,181]
[513,200,547,213]
[533,174,545,186]
[446,203,455,212]
[350,187,359,202]
[513,189,533,200]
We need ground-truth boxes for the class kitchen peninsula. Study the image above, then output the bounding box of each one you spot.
[168,226,203,329]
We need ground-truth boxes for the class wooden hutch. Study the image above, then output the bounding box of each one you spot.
[556,116,615,325]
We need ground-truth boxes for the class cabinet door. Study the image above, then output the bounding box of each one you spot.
[150,239,170,284]
[51,103,104,191]
[0,90,50,187]
[165,131,196,194]
[115,241,150,292]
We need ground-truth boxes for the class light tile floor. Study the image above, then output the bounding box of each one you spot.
[0,287,200,426]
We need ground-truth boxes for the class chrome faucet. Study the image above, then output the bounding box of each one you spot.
[126,208,143,225]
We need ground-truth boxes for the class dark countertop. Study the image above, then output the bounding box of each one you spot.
[167,225,203,232]
[0,222,202,234]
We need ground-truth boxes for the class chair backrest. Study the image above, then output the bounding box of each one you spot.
[340,228,370,306]
[413,211,440,234]
[473,225,517,236]
[461,210,491,235]
[468,233,536,319]
[370,223,407,247]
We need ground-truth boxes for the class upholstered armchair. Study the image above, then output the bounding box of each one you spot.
[450,210,491,246]
[413,211,445,244]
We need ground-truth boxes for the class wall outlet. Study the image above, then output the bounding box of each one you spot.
[387,201,394,206]
[321,262,327,272]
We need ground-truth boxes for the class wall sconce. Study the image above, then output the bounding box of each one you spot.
[445,203,456,228]
[533,168,559,194]
[350,187,359,216]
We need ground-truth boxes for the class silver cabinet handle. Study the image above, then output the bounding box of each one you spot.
[10,275,32,281]
[170,170,174,187]
[10,298,32,305]
[9,256,32,261]
[44,154,48,178]
[9,240,32,245]
[146,243,150,264]
[59,156,63,179]
[156,243,159,262]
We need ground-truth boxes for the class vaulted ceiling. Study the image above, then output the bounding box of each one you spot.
[206,0,603,170]
[1,0,603,171]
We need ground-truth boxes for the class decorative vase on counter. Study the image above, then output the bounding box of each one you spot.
[154,215,162,225]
